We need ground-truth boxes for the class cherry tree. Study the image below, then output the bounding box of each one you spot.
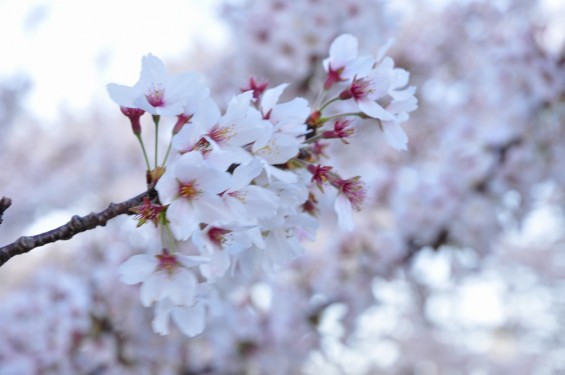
[1,0,564,374]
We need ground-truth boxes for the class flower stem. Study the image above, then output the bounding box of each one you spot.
[162,223,177,253]
[135,134,152,171]
[162,138,174,166]
[314,88,327,110]
[304,133,325,144]
[152,115,160,169]
[319,97,340,112]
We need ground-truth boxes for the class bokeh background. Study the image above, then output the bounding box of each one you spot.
[1,0,565,374]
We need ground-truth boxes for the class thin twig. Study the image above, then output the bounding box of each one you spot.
[0,189,156,267]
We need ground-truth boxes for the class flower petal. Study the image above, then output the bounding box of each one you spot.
[167,199,199,241]
[334,194,354,231]
[357,99,394,121]
[106,83,138,108]
[172,304,206,337]
[152,298,174,335]
[118,254,156,285]
[382,121,408,151]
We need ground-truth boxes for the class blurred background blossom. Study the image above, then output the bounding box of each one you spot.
[1,0,565,374]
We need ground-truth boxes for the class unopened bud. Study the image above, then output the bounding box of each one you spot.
[120,107,145,135]
[241,76,269,101]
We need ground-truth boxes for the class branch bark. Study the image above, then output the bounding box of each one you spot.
[0,196,12,225]
[0,189,156,267]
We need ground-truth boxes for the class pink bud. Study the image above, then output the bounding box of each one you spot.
[241,76,269,100]
[120,107,145,135]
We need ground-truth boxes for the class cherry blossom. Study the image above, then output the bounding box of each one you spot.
[323,33,374,89]
[155,151,233,240]
[118,249,208,307]
[107,54,206,116]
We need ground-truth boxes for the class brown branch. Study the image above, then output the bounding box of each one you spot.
[0,189,156,267]
[0,196,12,225]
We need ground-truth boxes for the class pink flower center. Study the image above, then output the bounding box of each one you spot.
[178,181,200,199]
[337,177,366,210]
[209,126,232,144]
[146,83,166,107]
[349,77,373,100]
[207,227,231,247]
[156,252,179,275]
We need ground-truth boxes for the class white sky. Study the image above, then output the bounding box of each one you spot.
[0,0,228,121]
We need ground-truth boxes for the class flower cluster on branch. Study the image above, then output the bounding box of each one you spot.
[105,34,417,336]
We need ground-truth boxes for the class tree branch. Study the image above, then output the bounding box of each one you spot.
[0,196,12,225]
[0,189,156,267]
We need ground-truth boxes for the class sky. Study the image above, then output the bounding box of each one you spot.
[0,0,229,121]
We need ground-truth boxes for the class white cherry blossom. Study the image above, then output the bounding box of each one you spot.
[156,151,233,240]
[107,54,205,116]
[118,250,208,307]
[323,33,374,89]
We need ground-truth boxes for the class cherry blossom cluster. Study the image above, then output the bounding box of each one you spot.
[106,34,417,337]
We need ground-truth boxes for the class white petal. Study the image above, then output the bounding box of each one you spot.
[174,151,205,177]
[270,98,310,130]
[328,34,357,70]
[200,251,230,282]
[140,272,166,307]
[195,194,232,224]
[137,54,167,89]
[342,55,374,80]
[192,95,221,124]
[231,159,264,190]
[167,199,199,241]
[388,95,418,114]
[196,169,232,194]
[118,254,157,285]
[172,304,206,337]
[106,83,138,108]
[357,99,394,121]
[166,72,202,104]
[264,165,298,183]
[166,268,197,306]
[152,298,174,335]
[335,194,354,231]
[382,121,408,151]
[392,68,410,89]
[155,171,179,205]
[242,185,279,219]
[177,255,211,268]
[264,230,296,265]
[261,83,288,114]
[376,38,395,61]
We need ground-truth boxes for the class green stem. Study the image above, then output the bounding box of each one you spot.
[319,97,340,112]
[162,137,174,166]
[314,88,327,110]
[152,115,160,169]
[163,222,177,252]
[135,134,152,171]
[305,133,325,144]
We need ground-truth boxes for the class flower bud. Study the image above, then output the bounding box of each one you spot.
[120,107,145,135]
